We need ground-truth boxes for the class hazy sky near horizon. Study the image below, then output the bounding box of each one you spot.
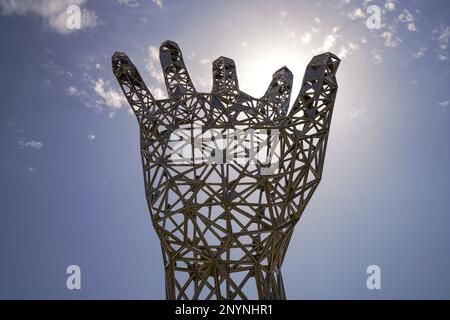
[0,0,450,299]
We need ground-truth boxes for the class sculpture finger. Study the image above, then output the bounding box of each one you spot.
[212,56,239,95]
[112,51,157,121]
[159,40,196,99]
[288,52,340,128]
[259,66,293,121]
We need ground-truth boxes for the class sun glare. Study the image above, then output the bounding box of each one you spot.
[235,44,309,100]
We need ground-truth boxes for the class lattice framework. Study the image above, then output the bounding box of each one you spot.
[112,40,340,300]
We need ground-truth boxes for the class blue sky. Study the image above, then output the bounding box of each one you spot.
[0,0,450,299]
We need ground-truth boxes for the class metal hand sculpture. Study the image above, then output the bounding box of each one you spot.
[112,40,340,300]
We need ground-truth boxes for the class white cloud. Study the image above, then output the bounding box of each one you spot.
[119,0,139,7]
[398,9,414,23]
[152,0,163,7]
[146,46,164,83]
[0,0,99,35]
[42,58,72,77]
[67,85,98,110]
[149,86,166,100]
[199,58,210,65]
[434,26,450,50]
[381,30,401,47]
[94,78,125,109]
[67,86,87,97]
[347,8,365,20]
[338,41,359,59]
[67,86,78,95]
[407,22,418,32]
[280,10,288,19]
[348,108,367,119]
[372,50,383,64]
[314,17,321,24]
[398,9,418,32]
[301,32,312,44]
[123,0,161,8]
[338,46,348,59]
[133,46,168,100]
[194,76,210,92]
[241,41,248,48]
[412,47,427,59]
[322,34,338,51]
[384,1,395,11]
[187,52,196,61]
[348,42,359,51]
[88,134,96,140]
[438,100,449,107]
[19,140,43,150]
[438,54,448,61]
[316,28,340,53]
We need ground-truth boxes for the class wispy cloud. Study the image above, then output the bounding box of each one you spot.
[66,85,100,110]
[42,58,73,77]
[434,100,449,127]
[316,27,340,53]
[381,29,401,47]
[398,9,418,32]
[347,8,365,20]
[67,86,86,97]
[146,46,164,84]
[412,46,427,59]
[149,86,166,100]
[94,79,125,109]
[0,0,99,35]
[434,26,450,50]
[372,49,383,64]
[338,41,359,59]
[438,100,449,107]
[407,22,418,32]
[19,140,44,150]
[384,1,396,12]
[119,0,139,7]
[152,0,163,8]
[144,46,166,99]
[432,25,450,62]
[279,10,288,19]
[199,58,211,65]
[438,26,450,49]
[301,32,312,44]
[348,108,367,119]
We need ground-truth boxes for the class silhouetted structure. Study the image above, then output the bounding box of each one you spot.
[112,40,340,300]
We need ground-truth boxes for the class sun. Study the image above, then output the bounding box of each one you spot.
[233,43,310,101]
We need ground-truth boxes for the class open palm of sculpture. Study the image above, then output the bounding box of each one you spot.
[112,40,340,300]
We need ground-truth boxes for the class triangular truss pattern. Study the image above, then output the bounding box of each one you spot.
[112,41,340,300]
